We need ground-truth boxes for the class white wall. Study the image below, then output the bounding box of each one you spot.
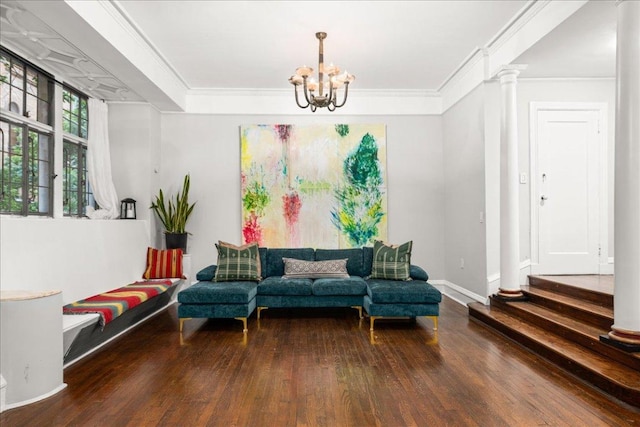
[3,79,612,308]
[0,217,150,305]
[442,85,488,298]
[159,114,445,280]
[0,103,161,306]
[109,103,160,223]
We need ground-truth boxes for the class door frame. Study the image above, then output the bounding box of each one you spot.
[529,102,609,275]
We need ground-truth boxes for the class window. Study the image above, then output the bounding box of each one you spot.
[63,86,88,138]
[62,86,93,216]
[0,50,52,125]
[1,49,54,215]
[63,140,94,216]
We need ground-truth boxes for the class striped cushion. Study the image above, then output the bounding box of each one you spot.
[370,240,412,280]
[214,242,261,282]
[143,247,184,279]
[282,258,350,279]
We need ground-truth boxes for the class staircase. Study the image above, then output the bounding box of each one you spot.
[468,276,640,408]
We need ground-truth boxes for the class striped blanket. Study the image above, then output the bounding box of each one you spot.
[63,280,174,326]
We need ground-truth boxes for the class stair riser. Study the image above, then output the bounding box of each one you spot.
[528,277,613,307]
[489,298,640,372]
[521,293,612,330]
[469,308,640,408]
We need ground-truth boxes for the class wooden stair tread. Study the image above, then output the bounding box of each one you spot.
[491,297,640,369]
[521,285,613,318]
[528,276,613,306]
[469,302,640,390]
[497,298,606,338]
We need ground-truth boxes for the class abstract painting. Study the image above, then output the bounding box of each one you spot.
[240,124,387,248]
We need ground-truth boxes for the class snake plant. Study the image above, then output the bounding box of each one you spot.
[150,174,196,234]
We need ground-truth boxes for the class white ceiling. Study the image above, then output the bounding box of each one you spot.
[515,0,616,78]
[0,0,617,111]
[115,0,529,91]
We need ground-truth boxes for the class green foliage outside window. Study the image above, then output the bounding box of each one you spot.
[0,122,52,215]
[63,88,88,138]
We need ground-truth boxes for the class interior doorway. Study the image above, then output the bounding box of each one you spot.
[529,102,608,275]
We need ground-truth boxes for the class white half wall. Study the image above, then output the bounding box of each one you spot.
[159,114,445,280]
[0,217,150,305]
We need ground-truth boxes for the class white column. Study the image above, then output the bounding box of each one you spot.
[608,0,640,347]
[497,66,526,298]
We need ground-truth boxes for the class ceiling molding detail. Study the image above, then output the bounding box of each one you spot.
[0,1,140,102]
[59,0,187,110]
[1,0,593,115]
[439,0,588,112]
[108,0,190,89]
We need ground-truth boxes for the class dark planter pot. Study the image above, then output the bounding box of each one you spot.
[165,233,188,253]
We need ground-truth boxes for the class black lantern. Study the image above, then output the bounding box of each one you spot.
[120,198,137,219]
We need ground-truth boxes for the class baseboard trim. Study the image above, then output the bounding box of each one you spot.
[600,261,614,275]
[430,280,488,307]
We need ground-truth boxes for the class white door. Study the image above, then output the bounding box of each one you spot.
[531,105,604,274]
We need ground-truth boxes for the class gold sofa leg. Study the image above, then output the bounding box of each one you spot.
[235,317,248,333]
[370,316,380,332]
[427,315,438,331]
[257,307,268,320]
[351,306,363,319]
[179,317,191,333]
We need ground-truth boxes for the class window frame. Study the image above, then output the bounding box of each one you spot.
[61,85,93,217]
[63,136,95,217]
[1,110,55,217]
[62,85,88,139]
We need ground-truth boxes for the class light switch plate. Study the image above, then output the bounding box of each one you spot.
[520,173,527,184]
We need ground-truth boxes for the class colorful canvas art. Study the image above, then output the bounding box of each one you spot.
[240,124,387,248]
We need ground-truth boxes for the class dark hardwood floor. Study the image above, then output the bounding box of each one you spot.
[2,297,639,426]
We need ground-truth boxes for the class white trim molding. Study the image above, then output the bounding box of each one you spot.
[440,0,588,113]
[430,280,489,306]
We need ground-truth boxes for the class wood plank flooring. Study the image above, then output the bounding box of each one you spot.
[2,297,639,426]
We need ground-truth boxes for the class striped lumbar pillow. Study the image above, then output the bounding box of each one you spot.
[214,241,261,282]
[143,247,184,279]
[282,258,350,279]
[370,240,412,280]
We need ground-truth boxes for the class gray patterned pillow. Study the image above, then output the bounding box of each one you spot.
[214,242,261,282]
[282,258,350,279]
[370,240,412,280]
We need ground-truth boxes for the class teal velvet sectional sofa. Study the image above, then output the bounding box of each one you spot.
[177,246,441,335]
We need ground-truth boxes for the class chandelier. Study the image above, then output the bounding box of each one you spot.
[289,32,355,112]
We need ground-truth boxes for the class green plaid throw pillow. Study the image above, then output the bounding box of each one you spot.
[370,240,412,280]
[214,242,261,282]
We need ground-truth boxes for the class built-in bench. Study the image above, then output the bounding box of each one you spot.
[63,279,183,367]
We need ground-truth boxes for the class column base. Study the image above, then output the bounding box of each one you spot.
[496,288,526,300]
[599,327,640,352]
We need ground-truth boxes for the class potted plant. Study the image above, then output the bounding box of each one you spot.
[150,174,196,253]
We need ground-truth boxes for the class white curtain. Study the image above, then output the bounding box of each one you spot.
[86,98,120,219]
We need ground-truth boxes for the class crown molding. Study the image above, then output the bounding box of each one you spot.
[439,0,589,113]
[58,0,188,110]
[108,0,190,89]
